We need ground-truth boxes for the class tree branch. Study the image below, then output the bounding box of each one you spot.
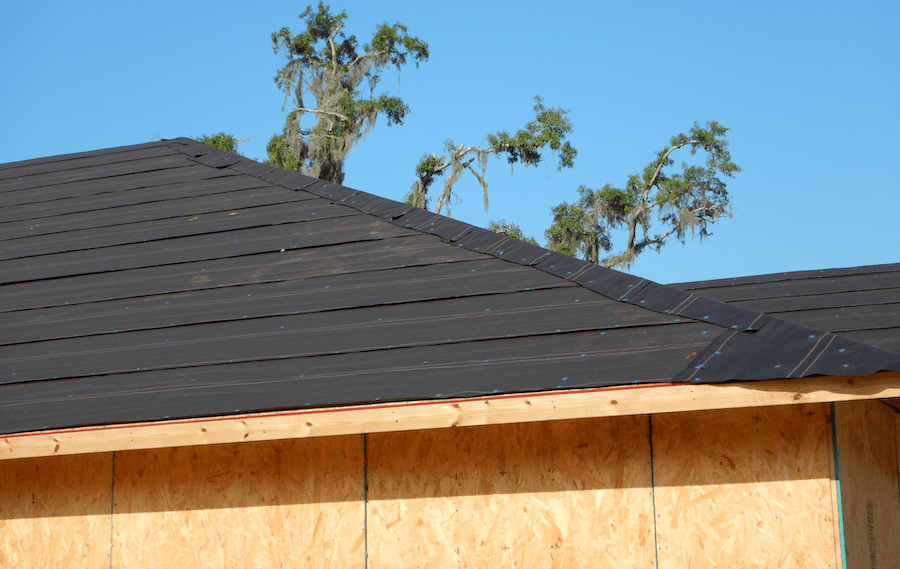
[294,107,350,122]
[462,160,490,213]
[644,139,699,198]
[347,47,392,73]
[434,156,476,215]
[327,22,344,74]
[431,161,452,175]
[633,224,680,256]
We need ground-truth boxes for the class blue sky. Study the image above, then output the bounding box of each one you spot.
[2,0,897,283]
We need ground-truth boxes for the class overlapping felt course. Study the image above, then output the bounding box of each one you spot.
[674,264,900,352]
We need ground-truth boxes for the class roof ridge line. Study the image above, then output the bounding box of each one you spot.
[0,140,172,173]
[675,263,900,290]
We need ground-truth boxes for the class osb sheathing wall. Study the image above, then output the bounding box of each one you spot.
[367,416,656,568]
[652,405,839,568]
[1,402,898,568]
[0,437,365,568]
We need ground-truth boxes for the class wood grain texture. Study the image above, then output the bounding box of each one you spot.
[367,417,655,569]
[111,436,364,569]
[653,404,838,569]
[0,452,112,568]
[5,373,899,462]
[833,399,900,569]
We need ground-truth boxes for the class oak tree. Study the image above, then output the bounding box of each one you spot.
[267,2,428,183]
[546,121,741,269]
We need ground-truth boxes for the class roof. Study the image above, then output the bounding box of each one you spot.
[674,264,900,353]
[1,138,898,437]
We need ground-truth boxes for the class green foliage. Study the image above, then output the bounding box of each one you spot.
[415,152,439,178]
[199,133,242,155]
[268,3,428,182]
[546,121,740,269]
[487,220,538,246]
[545,186,611,264]
[265,134,301,172]
[410,97,576,216]
[485,97,577,170]
[404,152,440,209]
[358,94,410,126]
[265,112,302,170]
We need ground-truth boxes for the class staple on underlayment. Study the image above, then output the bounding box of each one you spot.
[271,172,319,191]
[325,187,361,203]
[362,199,411,220]
[394,208,438,230]
[260,169,301,186]
[345,192,384,212]
[480,238,547,266]
[532,251,594,280]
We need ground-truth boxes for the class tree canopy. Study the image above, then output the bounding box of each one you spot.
[200,15,740,275]
[486,220,538,245]
[407,97,576,216]
[546,121,741,269]
[199,133,243,155]
[266,2,428,183]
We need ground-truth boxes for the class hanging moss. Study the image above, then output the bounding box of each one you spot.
[266,3,428,183]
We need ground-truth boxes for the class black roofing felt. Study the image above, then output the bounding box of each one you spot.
[674,264,900,353]
[1,139,899,435]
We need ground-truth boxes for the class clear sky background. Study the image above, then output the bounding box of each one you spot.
[2,0,897,284]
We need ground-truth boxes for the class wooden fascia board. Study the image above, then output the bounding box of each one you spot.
[3,372,900,461]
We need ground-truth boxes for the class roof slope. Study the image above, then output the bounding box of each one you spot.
[1,139,898,435]
[674,264,900,353]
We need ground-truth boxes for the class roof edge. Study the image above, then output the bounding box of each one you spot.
[4,372,900,461]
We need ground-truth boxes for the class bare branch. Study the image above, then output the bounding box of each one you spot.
[294,106,350,122]
[434,156,476,215]
[462,160,490,213]
[347,49,388,72]
[327,22,344,74]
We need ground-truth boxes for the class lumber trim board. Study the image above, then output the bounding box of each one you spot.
[3,372,900,461]
[832,400,900,568]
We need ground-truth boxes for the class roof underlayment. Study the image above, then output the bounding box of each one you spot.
[1,138,898,435]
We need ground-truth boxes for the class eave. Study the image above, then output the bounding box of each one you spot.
[4,371,899,461]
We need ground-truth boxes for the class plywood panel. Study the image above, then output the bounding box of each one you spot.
[368,416,655,569]
[111,436,364,569]
[0,452,112,568]
[834,400,900,569]
[653,404,837,569]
